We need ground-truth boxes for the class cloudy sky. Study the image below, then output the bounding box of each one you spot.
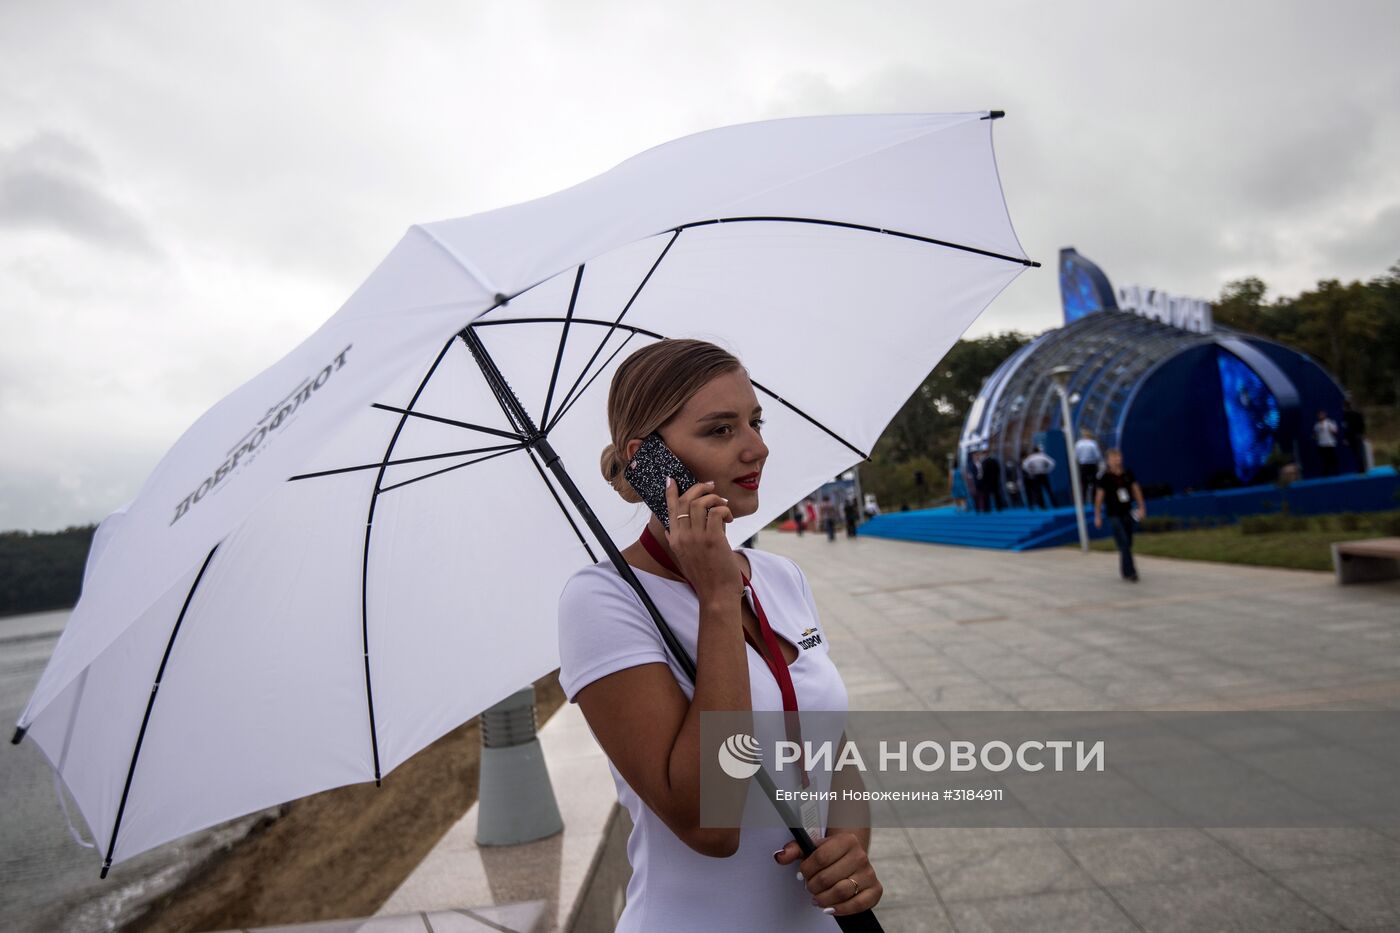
[2,0,1397,531]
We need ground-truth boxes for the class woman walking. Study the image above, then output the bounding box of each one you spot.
[557,339,883,931]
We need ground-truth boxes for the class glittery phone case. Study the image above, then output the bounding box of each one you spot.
[622,431,700,530]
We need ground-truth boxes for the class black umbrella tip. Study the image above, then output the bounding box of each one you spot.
[494,292,510,306]
[10,725,25,745]
[982,110,1006,120]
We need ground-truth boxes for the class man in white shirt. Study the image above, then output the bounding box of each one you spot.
[1314,409,1339,477]
[1074,429,1103,501]
[1021,446,1056,509]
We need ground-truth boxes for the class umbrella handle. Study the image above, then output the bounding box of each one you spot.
[788,825,885,932]
[835,909,885,932]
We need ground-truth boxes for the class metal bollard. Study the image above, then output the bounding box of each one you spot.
[475,685,564,846]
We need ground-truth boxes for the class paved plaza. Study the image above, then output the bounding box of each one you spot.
[760,531,1400,933]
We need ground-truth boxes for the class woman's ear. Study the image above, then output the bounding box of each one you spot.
[624,437,643,461]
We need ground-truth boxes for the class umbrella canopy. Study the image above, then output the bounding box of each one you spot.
[14,112,1034,873]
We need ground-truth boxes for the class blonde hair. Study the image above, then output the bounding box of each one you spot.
[599,339,744,503]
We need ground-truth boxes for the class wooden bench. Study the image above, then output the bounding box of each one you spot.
[1332,537,1400,584]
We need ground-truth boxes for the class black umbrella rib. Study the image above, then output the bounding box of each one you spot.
[546,329,639,433]
[748,378,871,462]
[288,443,524,482]
[456,328,599,568]
[522,445,597,563]
[370,404,523,441]
[361,335,461,786]
[675,216,1040,268]
[100,544,219,878]
[375,444,526,495]
[459,330,529,438]
[540,264,585,429]
[545,230,681,431]
[469,317,650,433]
[472,315,872,462]
[473,317,665,340]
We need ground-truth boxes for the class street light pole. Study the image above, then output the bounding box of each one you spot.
[1050,366,1090,553]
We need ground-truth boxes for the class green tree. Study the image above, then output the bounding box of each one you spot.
[1370,261,1400,405]
[1214,276,1270,334]
[0,525,97,616]
[1215,260,1400,406]
[862,331,1032,508]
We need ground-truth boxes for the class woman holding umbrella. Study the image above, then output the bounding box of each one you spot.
[558,339,883,930]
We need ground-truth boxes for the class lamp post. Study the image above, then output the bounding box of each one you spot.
[1049,366,1090,552]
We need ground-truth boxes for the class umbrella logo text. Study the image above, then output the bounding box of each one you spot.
[170,344,352,525]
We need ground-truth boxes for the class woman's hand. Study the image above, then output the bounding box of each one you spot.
[664,476,740,603]
[775,833,883,916]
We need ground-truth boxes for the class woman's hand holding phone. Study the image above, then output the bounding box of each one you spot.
[663,475,741,605]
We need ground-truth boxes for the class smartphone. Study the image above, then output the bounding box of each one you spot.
[622,431,700,530]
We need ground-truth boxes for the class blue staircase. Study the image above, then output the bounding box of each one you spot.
[859,506,1090,551]
[858,467,1398,552]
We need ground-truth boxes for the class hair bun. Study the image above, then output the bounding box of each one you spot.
[600,442,641,503]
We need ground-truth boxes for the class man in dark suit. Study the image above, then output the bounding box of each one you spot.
[969,451,987,513]
[1343,400,1368,473]
[979,451,1006,512]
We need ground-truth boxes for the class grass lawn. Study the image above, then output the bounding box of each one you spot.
[1088,510,1400,572]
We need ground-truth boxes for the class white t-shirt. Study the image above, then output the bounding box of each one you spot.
[1314,418,1338,447]
[557,548,847,932]
[1074,438,1102,464]
[1022,452,1055,475]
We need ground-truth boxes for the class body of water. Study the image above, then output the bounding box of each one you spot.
[1,609,267,932]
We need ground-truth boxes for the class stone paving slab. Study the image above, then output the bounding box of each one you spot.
[372,703,616,932]
[761,531,1400,933]
[208,903,547,932]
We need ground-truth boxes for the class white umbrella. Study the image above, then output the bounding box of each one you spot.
[13,113,1035,882]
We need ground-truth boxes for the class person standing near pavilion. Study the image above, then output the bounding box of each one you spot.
[818,495,839,541]
[1021,445,1057,509]
[842,497,859,537]
[979,451,1006,511]
[950,459,970,512]
[1094,448,1146,582]
[1342,399,1369,473]
[1313,409,1340,477]
[1074,429,1103,502]
[969,450,987,513]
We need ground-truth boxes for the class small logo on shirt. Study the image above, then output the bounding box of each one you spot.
[717,733,763,779]
[798,627,823,650]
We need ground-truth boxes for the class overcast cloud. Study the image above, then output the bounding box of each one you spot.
[2,0,1397,530]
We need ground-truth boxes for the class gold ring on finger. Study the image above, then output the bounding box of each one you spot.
[847,877,860,896]
[675,514,691,520]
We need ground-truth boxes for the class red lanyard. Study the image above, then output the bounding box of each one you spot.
[639,525,809,785]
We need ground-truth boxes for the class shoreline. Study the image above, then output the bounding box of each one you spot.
[112,671,566,933]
